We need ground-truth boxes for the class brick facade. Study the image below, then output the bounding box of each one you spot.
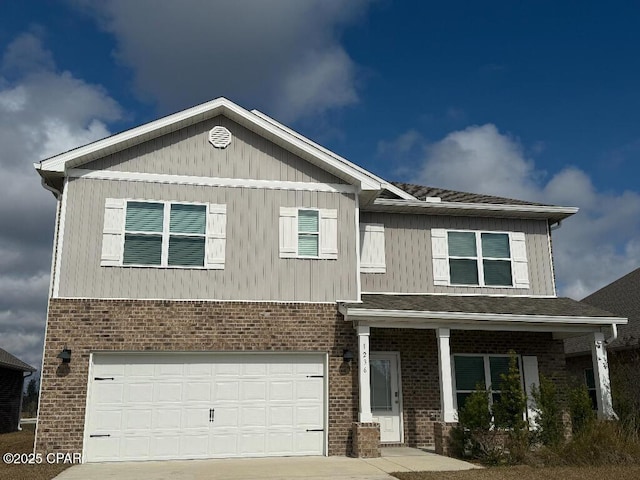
[370,328,568,449]
[351,423,381,458]
[37,299,570,459]
[36,299,358,456]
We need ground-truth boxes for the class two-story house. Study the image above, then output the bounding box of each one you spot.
[33,98,626,462]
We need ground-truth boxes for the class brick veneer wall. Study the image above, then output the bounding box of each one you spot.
[351,422,380,458]
[370,328,568,449]
[36,299,358,456]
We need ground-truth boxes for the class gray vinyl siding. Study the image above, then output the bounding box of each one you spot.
[83,115,345,184]
[360,212,555,295]
[57,178,357,301]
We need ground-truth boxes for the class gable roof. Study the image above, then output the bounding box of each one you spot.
[0,348,36,372]
[565,267,640,354]
[34,97,415,201]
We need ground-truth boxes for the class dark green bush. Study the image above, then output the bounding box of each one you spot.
[531,374,564,446]
[569,383,596,435]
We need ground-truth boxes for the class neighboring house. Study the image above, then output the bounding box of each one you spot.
[565,267,640,409]
[33,97,626,462]
[0,348,36,433]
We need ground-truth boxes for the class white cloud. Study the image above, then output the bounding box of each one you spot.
[385,123,640,299]
[0,32,122,373]
[74,0,371,121]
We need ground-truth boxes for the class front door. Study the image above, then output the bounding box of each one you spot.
[370,352,402,443]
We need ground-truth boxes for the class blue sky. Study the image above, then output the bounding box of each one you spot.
[1,1,639,370]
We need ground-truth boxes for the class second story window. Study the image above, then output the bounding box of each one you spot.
[298,210,319,257]
[101,198,224,270]
[123,201,206,267]
[447,231,513,286]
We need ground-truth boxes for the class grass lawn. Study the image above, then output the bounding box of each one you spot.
[392,465,640,480]
[0,424,71,480]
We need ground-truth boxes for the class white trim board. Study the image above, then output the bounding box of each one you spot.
[35,97,382,192]
[340,307,627,325]
[68,169,356,193]
[360,292,556,298]
[54,296,351,304]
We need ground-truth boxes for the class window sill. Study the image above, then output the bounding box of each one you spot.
[102,264,222,270]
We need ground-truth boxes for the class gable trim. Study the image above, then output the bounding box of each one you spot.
[35,97,386,193]
[67,169,356,193]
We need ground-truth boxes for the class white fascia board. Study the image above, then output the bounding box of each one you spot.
[342,307,628,326]
[371,198,579,219]
[251,109,414,199]
[36,98,385,194]
[68,169,356,193]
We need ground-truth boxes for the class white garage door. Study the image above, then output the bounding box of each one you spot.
[84,353,325,462]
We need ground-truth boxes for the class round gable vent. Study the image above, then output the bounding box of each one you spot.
[208,126,232,148]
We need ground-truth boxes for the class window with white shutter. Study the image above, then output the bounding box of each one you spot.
[431,229,529,288]
[360,223,385,273]
[100,199,226,269]
[279,207,338,260]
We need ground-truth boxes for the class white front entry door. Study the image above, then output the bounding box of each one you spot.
[84,353,325,462]
[370,352,402,443]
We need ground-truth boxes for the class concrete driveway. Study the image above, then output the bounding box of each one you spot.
[53,448,479,480]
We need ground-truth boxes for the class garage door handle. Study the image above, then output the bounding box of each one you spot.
[306,429,324,432]
[90,434,111,438]
[209,408,215,422]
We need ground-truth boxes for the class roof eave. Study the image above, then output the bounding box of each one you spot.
[366,198,579,222]
[35,97,385,194]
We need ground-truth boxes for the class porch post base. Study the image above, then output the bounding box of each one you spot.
[351,422,381,458]
[434,421,457,456]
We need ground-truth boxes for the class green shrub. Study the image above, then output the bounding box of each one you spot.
[531,374,564,446]
[569,383,596,435]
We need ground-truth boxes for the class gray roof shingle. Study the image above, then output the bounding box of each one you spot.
[343,294,619,318]
[0,348,36,372]
[565,267,640,355]
[383,182,551,207]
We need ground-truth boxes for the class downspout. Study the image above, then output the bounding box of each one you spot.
[17,371,34,431]
[605,323,618,345]
[550,220,562,231]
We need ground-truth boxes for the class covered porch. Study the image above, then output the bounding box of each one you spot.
[339,295,627,457]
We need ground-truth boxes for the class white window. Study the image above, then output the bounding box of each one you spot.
[101,199,226,269]
[431,229,530,288]
[279,207,338,259]
[452,354,519,411]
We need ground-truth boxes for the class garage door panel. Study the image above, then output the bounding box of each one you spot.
[126,383,153,402]
[184,382,211,402]
[92,409,122,430]
[86,353,325,462]
[153,409,182,429]
[296,405,323,426]
[214,381,239,401]
[270,381,294,401]
[212,406,238,427]
[93,383,124,404]
[297,381,323,401]
[295,431,324,454]
[123,409,152,430]
[241,381,266,401]
[154,383,182,402]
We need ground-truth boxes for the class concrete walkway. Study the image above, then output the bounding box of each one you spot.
[54,448,479,480]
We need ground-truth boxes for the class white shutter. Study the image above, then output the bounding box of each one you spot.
[319,209,338,259]
[522,356,540,428]
[511,232,530,288]
[279,207,297,258]
[101,198,125,266]
[205,204,226,269]
[360,223,385,273]
[431,228,449,285]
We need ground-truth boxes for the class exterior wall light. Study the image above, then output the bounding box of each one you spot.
[57,347,72,364]
[343,349,354,363]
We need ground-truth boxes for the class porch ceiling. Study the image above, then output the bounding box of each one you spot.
[339,294,627,336]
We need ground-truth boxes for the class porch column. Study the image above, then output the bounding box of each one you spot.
[437,328,456,422]
[357,325,373,423]
[591,332,616,419]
